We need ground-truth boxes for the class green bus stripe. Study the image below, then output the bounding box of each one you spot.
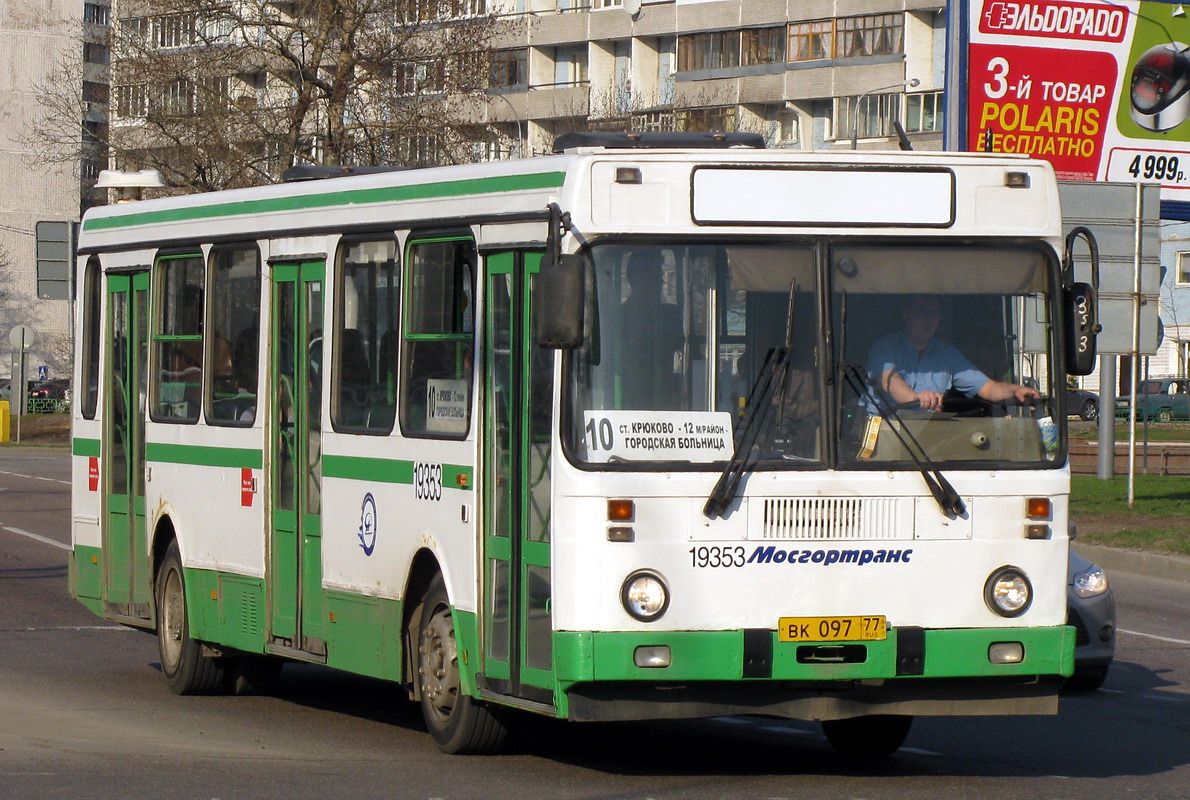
[146,443,263,469]
[83,172,566,232]
[323,454,473,491]
[73,438,101,457]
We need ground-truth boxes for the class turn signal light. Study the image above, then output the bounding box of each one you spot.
[1025,497,1051,519]
[608,499,635,521]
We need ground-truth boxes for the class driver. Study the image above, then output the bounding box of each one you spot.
[867,294,1039,411]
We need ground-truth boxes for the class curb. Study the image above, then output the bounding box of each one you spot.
[1074,543,1190,584]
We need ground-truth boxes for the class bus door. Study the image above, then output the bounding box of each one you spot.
[102,271,151,619]
[483,251,555,703]
[268,261,326,656]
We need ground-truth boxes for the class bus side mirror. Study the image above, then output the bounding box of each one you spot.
[1065,281,1099,376]
[536,254,585,349]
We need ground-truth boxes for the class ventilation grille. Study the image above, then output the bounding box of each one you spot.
[759,497,906,541]
[240,590,261,636]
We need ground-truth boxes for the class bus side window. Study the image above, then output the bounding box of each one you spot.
[151,254,205,423]
[400,238,474,438]
[206,245,261,426]
[332,236,399,434]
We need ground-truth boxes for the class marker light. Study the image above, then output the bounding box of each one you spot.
[1026,497,1051,519]
[608,499,635,521]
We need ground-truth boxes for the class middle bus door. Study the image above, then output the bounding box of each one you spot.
[268,261,326,656]
[102,270,151,621]
[483,251,555,704]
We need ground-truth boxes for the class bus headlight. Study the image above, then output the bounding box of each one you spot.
[984,566,1032,617]
[621,570,670,622]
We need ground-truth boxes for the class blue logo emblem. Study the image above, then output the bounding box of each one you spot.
[358,493,377,556]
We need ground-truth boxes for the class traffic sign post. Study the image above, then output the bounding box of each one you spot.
[8,325,34,443]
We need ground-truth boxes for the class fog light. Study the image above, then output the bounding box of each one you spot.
[633,645,671,668]
[1100,624,1115,643]
[989,642,1025,664]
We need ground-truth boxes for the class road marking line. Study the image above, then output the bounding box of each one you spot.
[0,470,71,486]
[3,625,134,632]
[901,747,943,757]
[1119,628,1190,646]
[0,525,70,551]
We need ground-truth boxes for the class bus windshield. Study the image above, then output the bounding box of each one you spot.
[564,241,1059,470]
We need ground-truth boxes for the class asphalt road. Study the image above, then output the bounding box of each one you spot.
[1,447,1189,800]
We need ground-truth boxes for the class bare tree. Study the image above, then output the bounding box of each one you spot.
[28,0,507,193]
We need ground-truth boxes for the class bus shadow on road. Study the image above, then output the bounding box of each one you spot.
[0,565,67,580]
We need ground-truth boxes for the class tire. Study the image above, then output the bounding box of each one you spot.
[822,715,913,758]
[1157,408,1173,423]
[156,540,227,695]
[417,576,508,754]
[1079,399,1098,421]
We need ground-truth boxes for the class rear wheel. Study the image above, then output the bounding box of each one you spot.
[1157,407,1173,423]
[1079,399,1098,421]
[417,576,508,754]
[822,715,913,758]
[156,540,226,695]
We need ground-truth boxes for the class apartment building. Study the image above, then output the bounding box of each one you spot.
[482,0,946,156]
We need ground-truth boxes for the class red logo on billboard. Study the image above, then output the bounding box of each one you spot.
[88,457,99,492]
[241,468,254,507]
[979,1,1127,43]
[968,44,1117,181]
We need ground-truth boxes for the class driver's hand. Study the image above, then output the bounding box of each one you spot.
[914,389,944,410]
[1013,385,1040,404]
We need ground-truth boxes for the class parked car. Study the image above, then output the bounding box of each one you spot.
[1066,547,1115,691]
[1115,376,1190,422]
[0,378,9,402]
[28,378,71,401]
[1065,387,1099,421]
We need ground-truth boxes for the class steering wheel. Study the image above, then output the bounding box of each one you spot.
[940,394,1002,417]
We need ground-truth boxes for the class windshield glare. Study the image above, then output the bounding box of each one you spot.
[565,241,1059,469]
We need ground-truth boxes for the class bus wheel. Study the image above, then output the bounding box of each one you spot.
[156,540,226,695]
[417,576,508,754]
[821,715,913,758]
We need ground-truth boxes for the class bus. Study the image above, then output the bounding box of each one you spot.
[69,132,1098,757]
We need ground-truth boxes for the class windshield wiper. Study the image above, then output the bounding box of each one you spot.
[704,282,798,519]
[842,363,966,518]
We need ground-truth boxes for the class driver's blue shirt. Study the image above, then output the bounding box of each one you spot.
[867,332,990,400]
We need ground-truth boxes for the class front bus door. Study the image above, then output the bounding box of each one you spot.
[269,261,326,657]
[102,270,150,621]
[483,251,555,704]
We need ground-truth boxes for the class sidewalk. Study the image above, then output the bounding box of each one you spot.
[1076,542,1190,583]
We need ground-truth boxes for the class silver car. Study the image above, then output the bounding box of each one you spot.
[1066,547,1116,690]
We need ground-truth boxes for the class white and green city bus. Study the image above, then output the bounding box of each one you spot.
[69,133,1099,756]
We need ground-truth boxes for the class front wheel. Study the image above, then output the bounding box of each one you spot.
[156,540,227,695]
[822,715,913,758]
[417,576,508,754]
[1156,408,1173,423]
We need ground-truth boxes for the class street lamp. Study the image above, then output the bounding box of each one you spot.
[850,78,920,150]
[486,91,524,159]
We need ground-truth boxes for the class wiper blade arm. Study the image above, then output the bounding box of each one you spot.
[843,363,966,518]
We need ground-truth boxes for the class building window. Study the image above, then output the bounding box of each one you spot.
[834,92,902,141]
[742,27,785,66]
[836,13,904,59]
[115,84,149,118]
[592,0,623,7]
[676,105,737,132]
[83,81,109,105]
[904,91,943,133]
[83,41,110,64]
[678,31,740,71]
[553,45,589,86]
[490,49,527,89]
[1178,252,1190,286]
[155,13,197,49]
[789,20,833,62]
[84,2,110,26]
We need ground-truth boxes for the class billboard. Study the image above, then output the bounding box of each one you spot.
[959,0,1190,217]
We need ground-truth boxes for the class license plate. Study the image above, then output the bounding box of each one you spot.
[777,615,887,642]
